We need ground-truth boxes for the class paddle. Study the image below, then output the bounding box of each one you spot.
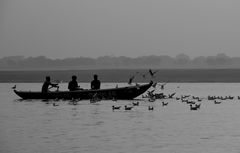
[48,84,59,91]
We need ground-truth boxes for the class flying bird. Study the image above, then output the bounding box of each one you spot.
[128,75,135,85]
[152,82,157,88]
[12,85,16,89]
[149,69,158,77]
[162,101,168,106]
[148,106,154,111]
[160,83,167,90]
[168,92,176,98]
[148,89,155,95]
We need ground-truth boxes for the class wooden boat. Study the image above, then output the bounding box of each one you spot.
[14,82,153,100]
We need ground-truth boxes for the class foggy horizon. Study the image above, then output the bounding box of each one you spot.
[1,53,240,70]
[1,0,240,59]
[0,52,237,60]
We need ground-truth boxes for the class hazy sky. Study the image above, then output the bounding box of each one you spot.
[1,0,240,59]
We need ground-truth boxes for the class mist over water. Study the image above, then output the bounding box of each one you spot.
[1,83,240,153]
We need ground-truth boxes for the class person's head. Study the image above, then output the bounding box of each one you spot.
[46,76,50,81]
[94,74,98,80]
[72,75,77,80]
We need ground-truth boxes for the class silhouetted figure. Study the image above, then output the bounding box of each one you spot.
[91,74,101,90]
[41,76,58,93]
[68,75,81,91]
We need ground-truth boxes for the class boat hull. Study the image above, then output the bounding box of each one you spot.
[14,82,152,100]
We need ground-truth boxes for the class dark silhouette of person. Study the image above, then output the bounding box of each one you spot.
[42,76,58,93]
[68,75,81,91]
[91,74,101,90]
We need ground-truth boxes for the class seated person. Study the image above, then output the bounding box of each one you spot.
[68,75,82,91]
[42,76,58,93]
[91,74,101,90]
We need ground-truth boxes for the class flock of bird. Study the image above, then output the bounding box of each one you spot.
[111,78,240,112]
[128,69,159,85]
[13,69,240,112]
[111,90,240,112]
[41,89,237,112]
[15,82,240,112]
[111,100,168,111]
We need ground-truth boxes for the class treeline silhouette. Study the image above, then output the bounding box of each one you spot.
[1,53,240,70]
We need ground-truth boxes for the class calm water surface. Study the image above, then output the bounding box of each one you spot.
[1,83,240,153]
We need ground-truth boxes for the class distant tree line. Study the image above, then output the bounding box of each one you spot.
[1,53,240,70]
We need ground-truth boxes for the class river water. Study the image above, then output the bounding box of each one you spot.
[1,83,240,153]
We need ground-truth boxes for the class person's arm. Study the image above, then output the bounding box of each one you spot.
[91,81,94,89]
[47,82,59,91]
[76,82,80,87]
[68,82,71,90]
[50,82,59,87]
[98,80,101,89]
